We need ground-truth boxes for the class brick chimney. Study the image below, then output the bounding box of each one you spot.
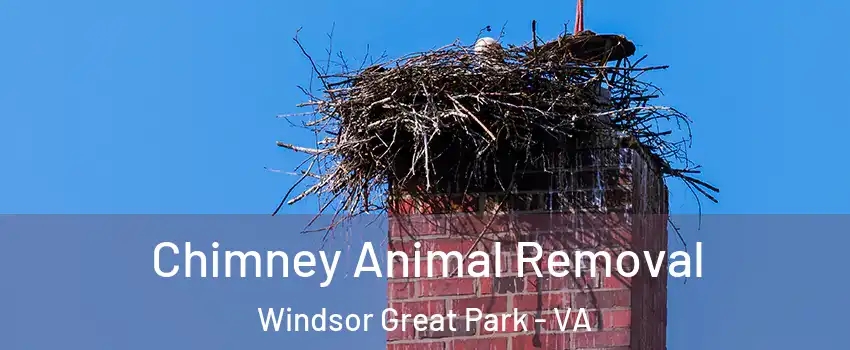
[386,136,669,350]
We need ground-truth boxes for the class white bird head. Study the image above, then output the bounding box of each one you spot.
[474,37,501,55]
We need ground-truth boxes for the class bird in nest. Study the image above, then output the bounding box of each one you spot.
[474,37,501,54]
[472,37,506,69]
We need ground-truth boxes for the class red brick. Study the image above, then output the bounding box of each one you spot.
[386,158,668,349]
[601,309,631,329]
[389,282,415,300]
[602,275,630,289]
[524,276,542,293]
[480,277,493,295]
[573,290,631,309]
[390,216,447,237]
[480,276,524,295]
[532,274,596,292]
[512,213,557,232]
[419,195,479,214]
[391,300,446,316]
[388,342,445,350]
[513,293,569,312]
[419,318,476,339]
[510,335,537,350]
[388,199,417,216]
[419,278,475,297]
[609,226,633,246]
[450,336,508,350]
[573,330,630,348]
[389,241,422,257]
[422,239,478,255]
[451,296,508,314]
[512,333,570,350]
[387,324,416,341]
[443,215,489,234]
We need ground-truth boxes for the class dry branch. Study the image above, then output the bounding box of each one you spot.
[277,29,717,229]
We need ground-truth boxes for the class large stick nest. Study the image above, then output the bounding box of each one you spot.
[277,30,717,224]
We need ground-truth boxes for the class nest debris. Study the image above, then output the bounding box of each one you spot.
[276,29,718,227]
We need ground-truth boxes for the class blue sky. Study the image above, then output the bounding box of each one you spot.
[2,0,848,214]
